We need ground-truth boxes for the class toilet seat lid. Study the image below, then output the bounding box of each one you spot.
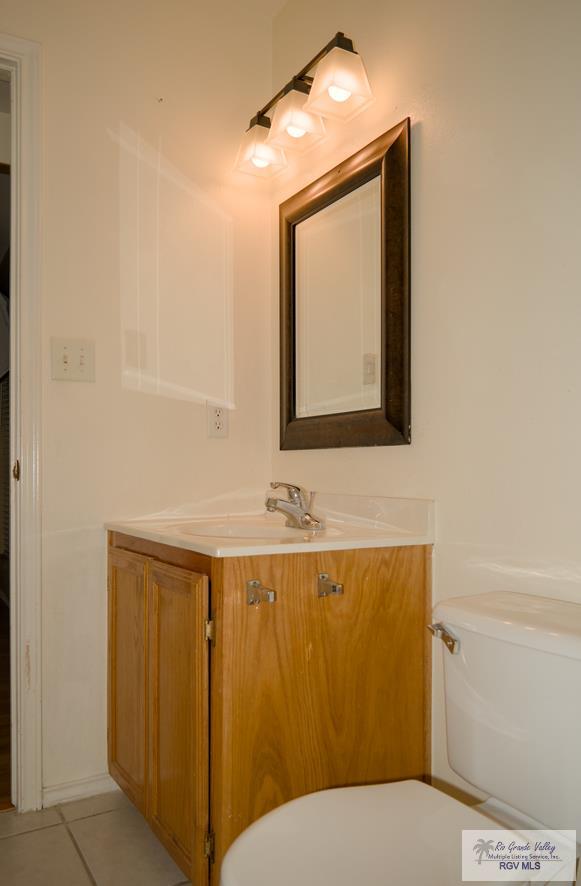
[220,780,513,886]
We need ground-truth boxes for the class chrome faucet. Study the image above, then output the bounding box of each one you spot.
[265,482,325,531]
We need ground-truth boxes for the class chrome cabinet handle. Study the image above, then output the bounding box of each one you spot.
[247,579,277,605]
[317,573,344,597]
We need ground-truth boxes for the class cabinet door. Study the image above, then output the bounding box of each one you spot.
[148,561,210,886]
[108,548,149,812]
[309,546,430,783]
[212,545,430,873]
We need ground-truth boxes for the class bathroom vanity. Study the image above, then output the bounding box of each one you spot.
[106,494,433,885]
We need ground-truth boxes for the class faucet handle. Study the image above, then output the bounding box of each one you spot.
[270,481,310,508]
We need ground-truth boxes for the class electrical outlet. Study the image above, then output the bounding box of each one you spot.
[207,403,229,438]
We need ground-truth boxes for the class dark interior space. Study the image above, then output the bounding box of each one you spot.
[0,602,9,809]
[0,126,10,808]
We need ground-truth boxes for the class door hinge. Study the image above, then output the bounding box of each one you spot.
[204,619,215,643]
[204,831,215,862]
[12,459,20,481]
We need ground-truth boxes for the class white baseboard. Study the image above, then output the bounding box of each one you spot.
[42,773,120,807]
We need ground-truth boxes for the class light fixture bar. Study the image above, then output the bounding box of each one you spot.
[237,32,370,176]
[248,112,272,130]
[248,32,356,128]
[292,32,354,83]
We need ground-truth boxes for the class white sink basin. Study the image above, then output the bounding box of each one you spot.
[105,493,434,557]
[171,516,340,540]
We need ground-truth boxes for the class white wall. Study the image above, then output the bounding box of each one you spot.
[271,0,581,797]
[0,0,278,798]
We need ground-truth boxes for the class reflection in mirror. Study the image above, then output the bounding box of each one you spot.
[295,176,381,417]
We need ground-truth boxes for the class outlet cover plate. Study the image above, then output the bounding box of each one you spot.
[206,402,229,438]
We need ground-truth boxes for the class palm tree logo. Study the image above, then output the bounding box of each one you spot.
[473,838,495,865]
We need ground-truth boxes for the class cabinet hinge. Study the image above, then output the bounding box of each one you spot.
[204,619,215,643]
[204,831,215,862]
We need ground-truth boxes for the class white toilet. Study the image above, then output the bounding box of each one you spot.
[220,591,581,885]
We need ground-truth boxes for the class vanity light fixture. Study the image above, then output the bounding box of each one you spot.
[236,32,372,177]
[267,79,326,152]
[304,36,373,121]
[235,114,287,177]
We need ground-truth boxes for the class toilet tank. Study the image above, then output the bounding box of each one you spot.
[433,591,581,831]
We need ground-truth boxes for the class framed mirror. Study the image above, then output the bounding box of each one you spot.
[279,117,410,450]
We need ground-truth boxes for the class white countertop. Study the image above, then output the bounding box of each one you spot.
[106,492,434,559]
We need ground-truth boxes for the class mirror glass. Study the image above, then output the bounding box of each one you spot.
[295,176,381,418]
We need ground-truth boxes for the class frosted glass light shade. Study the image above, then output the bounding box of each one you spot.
[304,47,373,121]
[235,122,287,177]
[268,89,325,152]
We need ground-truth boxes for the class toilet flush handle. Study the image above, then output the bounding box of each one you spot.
[427,622,460,655]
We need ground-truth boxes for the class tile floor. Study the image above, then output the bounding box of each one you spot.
[0,790,192,885]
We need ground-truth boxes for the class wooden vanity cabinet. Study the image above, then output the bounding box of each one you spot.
[108,533,432,886]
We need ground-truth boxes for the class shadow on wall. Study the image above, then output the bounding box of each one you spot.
[111,124,235,408]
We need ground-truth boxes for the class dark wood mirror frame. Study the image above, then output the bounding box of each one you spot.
[279,117,410,450]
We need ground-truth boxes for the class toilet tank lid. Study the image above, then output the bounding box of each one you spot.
[433,591,581,660]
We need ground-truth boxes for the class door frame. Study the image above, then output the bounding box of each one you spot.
[0,32,42,812]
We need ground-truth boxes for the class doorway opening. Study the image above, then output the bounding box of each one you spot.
[0,67,10,810]
[0,33,42,813]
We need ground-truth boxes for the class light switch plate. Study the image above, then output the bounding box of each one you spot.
[51,338,96,382]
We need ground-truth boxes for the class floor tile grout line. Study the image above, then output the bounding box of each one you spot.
[56,804,130,825]
[0,820,65,840]
[0,804,122,842]
[63,820,99,886]
[55,803,98,886]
